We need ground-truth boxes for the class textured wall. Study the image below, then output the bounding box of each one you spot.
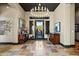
[0,4,25,43]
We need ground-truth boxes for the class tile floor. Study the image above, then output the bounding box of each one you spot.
[0,40,79,56]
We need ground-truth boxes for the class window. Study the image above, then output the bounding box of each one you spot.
[45,21,50,34]
[29,21,34,34]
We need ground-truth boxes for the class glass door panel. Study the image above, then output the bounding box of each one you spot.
[35,20,44,39]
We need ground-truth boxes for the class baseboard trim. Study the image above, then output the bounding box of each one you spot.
[30,38,47,40]
[76,40,79,42]
[0,42,19,45]
[60,43,75,48]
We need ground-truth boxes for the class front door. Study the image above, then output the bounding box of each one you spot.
[35,20,44,39]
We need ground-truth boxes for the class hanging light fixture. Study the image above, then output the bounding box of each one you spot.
[30,3,49,17]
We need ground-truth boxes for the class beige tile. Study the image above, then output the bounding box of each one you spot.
[0,40,78,56]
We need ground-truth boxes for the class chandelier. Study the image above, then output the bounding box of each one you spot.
[30,3,49,17]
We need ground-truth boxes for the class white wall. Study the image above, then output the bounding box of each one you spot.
[70,4,75,45]
[54,4,65,45]
[0,4,25,43]
[49,12,55,33]
[54,4,75,45]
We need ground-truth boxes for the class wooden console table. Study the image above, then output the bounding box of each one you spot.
[49,33,60,44]
[18,34,29,44]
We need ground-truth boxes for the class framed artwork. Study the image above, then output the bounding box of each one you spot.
[75,24,79,32]
[18,18,26,34]
[55,22,61,32]
[0,21,6,35]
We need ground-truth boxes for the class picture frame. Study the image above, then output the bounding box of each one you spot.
[55,22,61,32]
[75,24,79,32]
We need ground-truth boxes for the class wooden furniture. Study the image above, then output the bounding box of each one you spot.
[18,34,29,44]
[49,33,60,44]
[75,42,79,54]
[18,34,25,44]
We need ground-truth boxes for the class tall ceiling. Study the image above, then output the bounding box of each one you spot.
[19,3,59,11]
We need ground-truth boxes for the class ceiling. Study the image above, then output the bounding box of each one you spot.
[19,3,59,11]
